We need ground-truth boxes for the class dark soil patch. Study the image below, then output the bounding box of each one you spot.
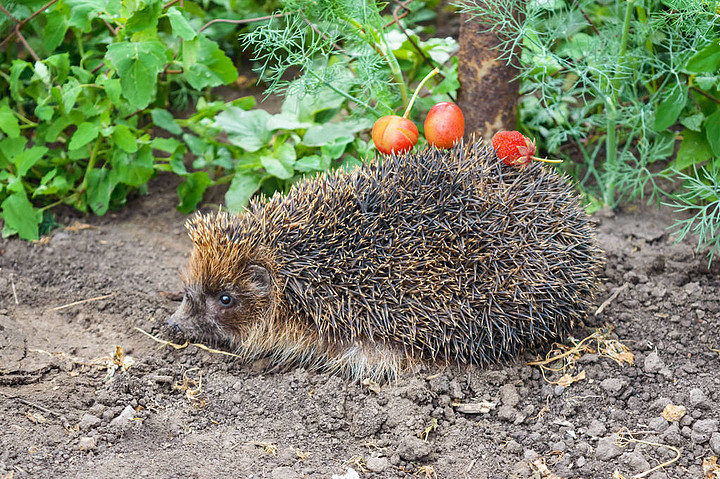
[1,174,719,479]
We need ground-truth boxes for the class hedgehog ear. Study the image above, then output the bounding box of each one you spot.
[247,264,271,297]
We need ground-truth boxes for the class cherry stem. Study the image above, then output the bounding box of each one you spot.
[402,67,440,119]
[532,156,563,164]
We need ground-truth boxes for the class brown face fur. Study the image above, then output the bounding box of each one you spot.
[168,212,276,348]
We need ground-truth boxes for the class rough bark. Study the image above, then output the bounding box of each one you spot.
[457,13,519,141]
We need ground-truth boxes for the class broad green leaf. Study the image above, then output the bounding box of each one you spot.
[321,137,352,160]
[99,77,122,106]
[294,154,330,172]
[261,143,295,179]
[69,122,99,150]
[125,0,162,33]
[282,88,345,123]
[0,104,20,138]
[680,112,704,132]
[695,76,718,91]
[9,60,30,101]
[230,96,256,110]
[45,116,72,142]
[685,41,720,74]
[15,146,49,177]
[111,146,153,186]
[66,0,108,32]
[151,109,182,135]
[62,78,82,112]
[215,108,272,152]
[35,102,55,122]
[112,124,138,153]
[177,171,211,213]
[34,61,51,86]
[1,191,42,240]
[151,137,182,153]
[0,136,28,162]
[654,85,687,131]
[303,119,371,146]
[705,110,720,157]
[225,172,262,212]
[167,7,196,40]
[266,112,313,131]
[46,54,70,84]
[674,129,712,170]
[106,41,168,109]
[85,168,118,215]
[182,36,238,90]
[182,133,210,156]
[43,10,69,53]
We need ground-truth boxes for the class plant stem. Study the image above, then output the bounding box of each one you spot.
[80,135,103,192]
[604,0,634,207]
[306,69,381,117]
[403,67,439,119]
[346,18,408,108]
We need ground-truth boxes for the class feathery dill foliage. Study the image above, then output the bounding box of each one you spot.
[456,0,720,263]
[243,0,402,116]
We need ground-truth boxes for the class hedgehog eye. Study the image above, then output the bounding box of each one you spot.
[218,293,234,307]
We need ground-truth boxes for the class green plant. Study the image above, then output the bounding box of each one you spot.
[456,0,720,262]
[1,0,460,241]
[0,0,242,240]
[242,0,459,119]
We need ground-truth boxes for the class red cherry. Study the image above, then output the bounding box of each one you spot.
[372,115,419,155]
[424,102,465,149]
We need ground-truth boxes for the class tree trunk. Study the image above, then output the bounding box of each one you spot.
[457,13,519,141]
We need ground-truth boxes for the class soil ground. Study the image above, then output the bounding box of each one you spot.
[1,173,719,479]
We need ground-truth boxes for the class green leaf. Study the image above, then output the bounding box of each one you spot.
[303,119,371,146]
[294,154,330,172]
[0,103,20,138]
[654,85,687,131]
[125,0,162,34]
[151,137,182,153]
[9,60,30,101]
[674,129,712,170]
[85,168,118,215]
[69,122,99,150]
[106,41,168,109]
[151,109,182,135]
[215,108,272,152]
[43,10,69,53]
[177,171,211,213]
[46,54,70,84]
[182,36,238,90]
[321,137,352,160]
[167,7,196,40]
[680,112,704,132]
[182,133,210,156]
[65,0,109,32]
[685,41,720,74]
[45,116,72,142]
[99,77,122,106]
[1,191,42,240]
[705,109,720,157]
[62,78,82,112]
[225,172,262,212]
[0,136,28,163]
[34,61,51,86]
[112,124,138,153]
[695,76,718,91]
[15,146,49,177]
[261,143,295,179]
[111,146,154,186]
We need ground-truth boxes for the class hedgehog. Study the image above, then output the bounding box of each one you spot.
[168,140,602,381]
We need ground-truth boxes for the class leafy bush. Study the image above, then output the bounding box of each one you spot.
[457,0,720,262]
[0,0,458,241]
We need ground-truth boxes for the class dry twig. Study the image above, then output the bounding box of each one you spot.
[50,292,115,311]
